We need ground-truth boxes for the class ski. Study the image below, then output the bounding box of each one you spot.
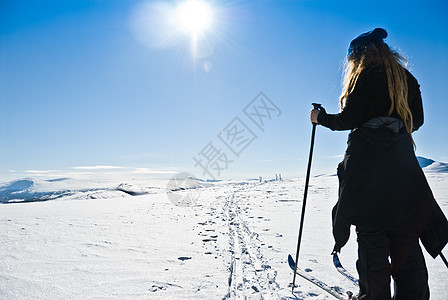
[288,254,354,300]
[332,253,359,287]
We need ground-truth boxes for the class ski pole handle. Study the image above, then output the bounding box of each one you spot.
[312,103,322,110]
[310,103,322,124]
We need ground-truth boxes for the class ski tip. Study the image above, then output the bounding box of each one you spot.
[333,253,342,266]
[287,254,296,270]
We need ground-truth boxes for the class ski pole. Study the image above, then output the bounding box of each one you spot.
[291,103,321,293]
[440,252,448,269]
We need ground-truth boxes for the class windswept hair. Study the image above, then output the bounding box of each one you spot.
[340,43,414,144]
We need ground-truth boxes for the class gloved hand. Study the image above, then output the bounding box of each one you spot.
[318,106,327,115]
[310,106,327,124]
[331,224,350,254]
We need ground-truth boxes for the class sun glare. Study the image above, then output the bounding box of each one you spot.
[130,0,216,57]
[176,0,212,36]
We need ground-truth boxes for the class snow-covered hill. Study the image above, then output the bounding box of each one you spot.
[418,156,448,172]
[1,157,445,204]
[0,175,246,204]
[0,177,164,204]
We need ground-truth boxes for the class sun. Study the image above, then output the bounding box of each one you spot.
[176,0,213,37]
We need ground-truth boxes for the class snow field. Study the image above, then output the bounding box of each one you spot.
[1,173,447,299]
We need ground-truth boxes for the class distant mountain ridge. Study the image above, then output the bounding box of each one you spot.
[0,178,162,204]
[417,156,435,168]
[1,157,446,204]
[0,179,64,203]
[417,156,448,173]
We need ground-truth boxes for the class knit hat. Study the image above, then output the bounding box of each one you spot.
[348,28,388,57]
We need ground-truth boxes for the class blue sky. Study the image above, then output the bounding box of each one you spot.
[1,0,447,181]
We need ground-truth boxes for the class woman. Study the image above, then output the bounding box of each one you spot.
[310,28,448,300]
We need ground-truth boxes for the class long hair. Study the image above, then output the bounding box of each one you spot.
[340,43,414,143]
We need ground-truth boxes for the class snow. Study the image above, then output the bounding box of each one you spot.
[423,162,448,173]
[0,171,447,299]
[418,156,448,173]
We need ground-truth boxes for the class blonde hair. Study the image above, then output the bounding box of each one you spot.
[340,43,414,143]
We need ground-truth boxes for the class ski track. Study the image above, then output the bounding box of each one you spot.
[194,180,351,300]
[223,186,281,300]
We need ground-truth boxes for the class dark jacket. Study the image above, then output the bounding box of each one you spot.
[318,67,424,131]
[318,66,448,257]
